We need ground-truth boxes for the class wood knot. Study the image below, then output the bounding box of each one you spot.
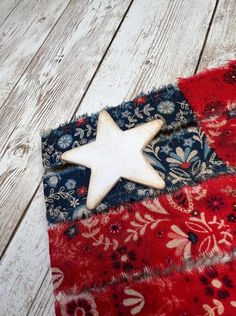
[13,144,29,157]
[38,16,46,23]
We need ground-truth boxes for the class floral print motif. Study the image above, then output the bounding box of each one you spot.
[166,146,198,169]
[43,61,236,316]
[200,113,236,166]
[109,222,122,234]
[134,96,147,105]
[157,100,175,114]
[57,134,73,149]
[124,182,136,192]
[47,174,236,295]
[77,186,87,196]
[206,196,224,211]
[179,60,236,119]
[64,224,79,239]
[65,179,76,190]
[42,64,235,224]
[51,267,64,291]
[203,101,224,117]
[227,213,236,223]
[54,261,236,316]
[223,69,236,84]
[111,246,136,272]
[42,85,195,169]
[59,292,98,316]
[47,175,59,187]
[183,137,195,147]
[200,268,234,300]
[167,211,233,258]
[43,127,230,224]
[160,144,172,154]
[76,117,87,127]
[179,60,236,167]
[48,174,236,315]
[166,225,197,259]
[121,109,132,118]
[122,288,145,315]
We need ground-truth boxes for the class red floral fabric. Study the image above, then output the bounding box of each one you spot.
[44,61,236,315]
[49,174,236,292]
[48,174,236,315]
[200,113,236,166]
[178,61,236,166]
[55,260,236,316]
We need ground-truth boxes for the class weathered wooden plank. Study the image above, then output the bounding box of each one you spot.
[0,0,69,110]
[0,0,20,26]
[77,0,217,115]
[197,0,236,70]
[0,0,218,315]
[0,0,132,258]
[0,187,51,315]
[27,268,55,316]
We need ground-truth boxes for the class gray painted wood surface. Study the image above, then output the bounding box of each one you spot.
[0,0,235,315]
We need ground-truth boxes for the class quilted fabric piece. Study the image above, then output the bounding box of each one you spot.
[48,174,236,292]
[54,259,236,316]
[42,85,195,169]
[41,61,236,315]
[179,60,236,166]
[44,127,230,224]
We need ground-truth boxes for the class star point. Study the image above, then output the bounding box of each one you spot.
[61,110,165,209]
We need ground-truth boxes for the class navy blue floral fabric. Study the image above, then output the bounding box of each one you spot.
[42,85,195,169]
[43,126,231,225]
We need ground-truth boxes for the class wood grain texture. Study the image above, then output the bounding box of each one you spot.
[0,0,69,111]
[2,0,236,315]
[27,269,55,316]
[0,186,51,315]
[197,0,236,70]
[0,0,20,26]
[77,0,217,116]
[0,0,132,257]
[0,1,218,315]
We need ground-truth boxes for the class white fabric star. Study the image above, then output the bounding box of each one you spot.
[61,110,165,209]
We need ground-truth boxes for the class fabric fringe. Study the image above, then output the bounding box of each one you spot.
[64,250,236,295]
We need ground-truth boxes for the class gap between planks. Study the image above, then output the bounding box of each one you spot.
[0,0,218,312]
[0,0,133,260]
[28,0,236,313]
[0,0,71,261]
[0,1,218,314]
[0,0,72,259]
[194,0,220,74]
[0,0,21,28]
[0,0,70,113]
[0,0,134,261]
[0,0,134,314]
[1,0,236,314]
